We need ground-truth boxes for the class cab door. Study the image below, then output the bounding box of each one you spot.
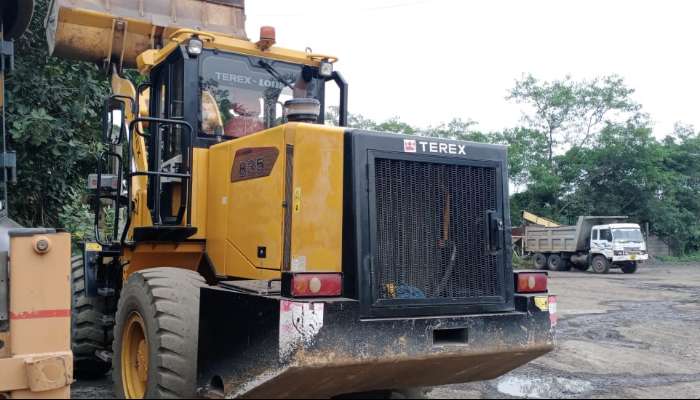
[591,227,612,252]
[148,57,188,225]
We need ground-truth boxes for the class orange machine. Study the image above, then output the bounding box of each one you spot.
[0,1,73,398]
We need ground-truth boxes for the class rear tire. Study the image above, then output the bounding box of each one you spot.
[533,253,548,270]
[591,255,610,274]
[113,268,206,399]
[548,254,570,271]
[621,262,638,274]
[71,256,113,379]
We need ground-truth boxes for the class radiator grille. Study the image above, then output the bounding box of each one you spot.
[373,158,502,301]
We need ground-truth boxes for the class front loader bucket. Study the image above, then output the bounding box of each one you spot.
[45,0,247,68]
[197,286,555,398]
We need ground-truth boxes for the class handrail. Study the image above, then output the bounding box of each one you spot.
[121,117,194,245]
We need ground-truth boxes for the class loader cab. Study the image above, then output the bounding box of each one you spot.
[136,38,348,231]
[146,42,342,146]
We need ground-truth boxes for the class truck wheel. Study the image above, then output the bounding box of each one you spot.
[72,255,113,379]
[113,268,206,399]
[591,255,610,274]
[533,253,548,270]
[621,262,638,274]
[548,254,570,271]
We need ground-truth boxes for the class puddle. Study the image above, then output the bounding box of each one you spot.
[496,375,593,398]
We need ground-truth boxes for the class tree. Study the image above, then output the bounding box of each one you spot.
[573,75,640,147]
[507,74,639,164]
[553,120,700,254]
[492,127,548,186]
[508,74,577,164]
[4,0,110,227]
[423,118,485,142]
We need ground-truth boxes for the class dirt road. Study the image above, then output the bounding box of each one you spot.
[72,263,700,399]
[431,263,700,399]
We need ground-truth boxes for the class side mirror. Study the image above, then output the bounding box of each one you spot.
[103,99,127,145]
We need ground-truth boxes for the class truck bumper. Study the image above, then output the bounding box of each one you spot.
[197,287,556,398]
[612,254,649,263]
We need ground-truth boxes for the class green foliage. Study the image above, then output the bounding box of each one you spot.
[58,187,94,249]
[5,0,109,230]
[511,254,531,270]
[508,74,640,163]
[657,251,700,263]
[493,127,549,186]
[58,184,118,251]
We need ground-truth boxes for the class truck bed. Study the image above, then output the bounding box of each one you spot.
[524,225,579,253]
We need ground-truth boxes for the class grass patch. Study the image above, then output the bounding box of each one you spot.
[512,254,532,270]
[657,252,700,263]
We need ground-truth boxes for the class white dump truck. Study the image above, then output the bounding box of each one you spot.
[524,215,648,274]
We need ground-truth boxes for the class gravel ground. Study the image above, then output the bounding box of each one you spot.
[72,262,700,399]
[429,262,700,399]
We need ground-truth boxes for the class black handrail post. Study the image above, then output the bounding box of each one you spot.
[122,117,194,242]
[153,122,162,225]
[94,153,104,244]
[331,71,349,127]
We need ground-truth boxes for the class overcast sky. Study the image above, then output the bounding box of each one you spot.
[247,0,699,137]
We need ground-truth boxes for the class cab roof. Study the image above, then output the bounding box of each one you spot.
[137,30,337,75]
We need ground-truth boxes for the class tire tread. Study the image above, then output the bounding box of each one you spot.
[71,255,112,379]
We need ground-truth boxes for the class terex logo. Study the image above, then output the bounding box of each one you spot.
[403,139,467,155]
[403,139,417,153]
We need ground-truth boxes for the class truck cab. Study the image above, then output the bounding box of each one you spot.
[590,223,649,271]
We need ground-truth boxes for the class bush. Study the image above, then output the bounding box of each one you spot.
[58,185,116,252]
[512,254,532,270]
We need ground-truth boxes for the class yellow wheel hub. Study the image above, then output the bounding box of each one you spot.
[122,312,149,399]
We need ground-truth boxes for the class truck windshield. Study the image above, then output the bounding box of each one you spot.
[199,52,323,138]
[612,229,644,242]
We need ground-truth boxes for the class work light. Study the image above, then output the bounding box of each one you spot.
[187,37,204,56]
[319,60,334,78]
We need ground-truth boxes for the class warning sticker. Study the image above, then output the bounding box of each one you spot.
[279,300,324,361]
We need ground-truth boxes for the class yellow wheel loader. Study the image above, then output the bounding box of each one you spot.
[47,0,557,397]
[1,1,73,398]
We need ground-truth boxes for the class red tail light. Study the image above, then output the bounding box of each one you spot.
[515,272,548,293]
[291,273,342,298]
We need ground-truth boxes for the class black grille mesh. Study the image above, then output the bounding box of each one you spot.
[373,158,502,301]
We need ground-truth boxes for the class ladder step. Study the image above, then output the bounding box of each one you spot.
[97,288,115,297]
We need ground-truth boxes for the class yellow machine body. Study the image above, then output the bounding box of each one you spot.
[99,21,336,279]
[48,1,556,398]
[0,231,73,399]
[206,123,345,279]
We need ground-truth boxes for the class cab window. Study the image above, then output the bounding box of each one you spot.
[199,52,323,138]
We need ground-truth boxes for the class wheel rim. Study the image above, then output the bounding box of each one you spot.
[535,255,546,268]
[594,260,605,272]
[122,312,149,399]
